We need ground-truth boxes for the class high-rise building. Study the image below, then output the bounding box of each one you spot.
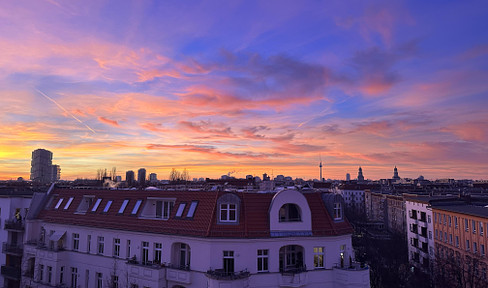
[357,167,364,182]
[346,173,351,182]
[126,170,135,186]
[149,173,157,183]
[51,164,61,181]
[30,149,53,183]
[138,168,146,186]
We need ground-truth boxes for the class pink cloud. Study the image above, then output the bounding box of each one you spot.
[98,116,120,127]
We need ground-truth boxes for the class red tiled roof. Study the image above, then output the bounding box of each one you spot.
[38,188,352,238]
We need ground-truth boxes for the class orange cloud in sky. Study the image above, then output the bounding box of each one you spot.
[98,116,120,127]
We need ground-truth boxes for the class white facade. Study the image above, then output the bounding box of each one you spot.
[405,198,435,271]
[332,188,365,215]
[21,189,370,288]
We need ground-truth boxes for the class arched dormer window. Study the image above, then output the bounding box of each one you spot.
[217,193,241,224]
[279,203,301,222]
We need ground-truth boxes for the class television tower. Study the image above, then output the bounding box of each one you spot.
[319,155,323,182]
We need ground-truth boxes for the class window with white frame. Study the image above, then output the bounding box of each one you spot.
[473,220,477,233]
[96,272,103,288]
[112,275,119,288]
[465,219,469,231]
[334,202,342,220]
[47,266,52,284]
[72,233,79,251]
[481,222,484,235]
[223,251,235,274]
[220,203,237,222]
[39,264,44,282]
[314,247,325,268]
[257,249,268,272]
[142,241,149,265]
[154,243,162,264]
[97,236,104,255]
[70,267,77,288]
[113,238,120,257]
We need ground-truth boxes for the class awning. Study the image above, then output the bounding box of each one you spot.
[49,231,66,242]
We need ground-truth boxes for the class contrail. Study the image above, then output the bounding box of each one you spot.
[297,108,334,129]
[35,89,96,134]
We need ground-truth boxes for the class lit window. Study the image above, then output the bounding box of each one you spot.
[118,200,129,214]
[257,249,268,272]
[186,201,198,218]
[314,247,325,268]
[91,199,102,212]
[103,200,113,213]
[64,197,74,210]
[54,198,64,209]
[220,203,237,222]
[175,203,186,217]
[132,200,142,215]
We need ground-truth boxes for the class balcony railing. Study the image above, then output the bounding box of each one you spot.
[2,242,23,255]
[4,219,24,231]
[279,265,307,275]
[1,265,21,280]
[126,258,165,269]
[206,269,250,280]
[333,261,369,271]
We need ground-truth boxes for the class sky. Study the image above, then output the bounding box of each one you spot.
[0,0,487,181]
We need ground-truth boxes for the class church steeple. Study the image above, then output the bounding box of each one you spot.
[358,166,364,182]
[393,166,400,180]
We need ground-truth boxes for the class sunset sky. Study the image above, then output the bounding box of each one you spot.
[1,0,487,181]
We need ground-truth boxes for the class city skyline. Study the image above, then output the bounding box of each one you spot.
[1,1,487,180]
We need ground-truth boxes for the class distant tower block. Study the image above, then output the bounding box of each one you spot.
[357,167,364,182]
[30,148,53,183]
[346,173,351,182]
[393,166,400,180]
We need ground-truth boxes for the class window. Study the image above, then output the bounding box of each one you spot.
[449,234,453,244]
[39,264,44,282]
[448,216,451,226]
[175,203,186,217]
[113,238,120,257]
[72,233,79,251]
[434,212,437,223]
[87,235,91,253]
[474,242,478,253]
[54,198,64,209]
[126,240,131,259]
[60,266,64,284]
[142,241,149,265]
[428,215,431,223]
[473,220,477,233]
[334,202,342,220]
[223,251,234,274]
[71,267,78,288]
[96,272,103,288]
[47,266,52,284]
[91,198,102,212]
[154,243,162,264]
[481,222,484,235]
[97,236,104,255]
[103,200,113,213]
[456,236,459,247]
[220,203,237,222]
[132,200,143,215]
[444,232,447,243]
[465,219,469,231]
[155,200,175,219]
[467,240,470,250]
[279,203,301,222]
[112,275,119,288]
[186,201,198,218]
[443,214,446,225]
[314,247,325,268]
[64,197,74,210]
[482,244,485,256]
[429,231,432,240]
[257,249,269,272]
[175,243,190,268]
[455,216,458,228]
[119,200,129,214]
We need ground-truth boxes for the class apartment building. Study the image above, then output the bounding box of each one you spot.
[405,197,435,272]
[21,188,370,288]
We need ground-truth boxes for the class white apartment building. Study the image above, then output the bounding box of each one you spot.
[22,188,370,288]
[332,187,365,216]
[0,191,34,288]
[405,197,435,271]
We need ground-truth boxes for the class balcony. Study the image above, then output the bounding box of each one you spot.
[333,262,368,271]
[126,258,165,270]
[279,267,307,287]
[2,242,23,255]
[4,219,24,231]
[206,269,250,280]
[166,265,191,284]
[1,265,21,280]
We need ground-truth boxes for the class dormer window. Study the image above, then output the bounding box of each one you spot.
[279,204,301,222]
[220,204,237,222]
[217,193,240,224]
[333,202,342,220]
[75,195,95,214]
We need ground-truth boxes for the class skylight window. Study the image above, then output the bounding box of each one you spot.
[103,200,113,213]
[91,198,102,212]
[54,198,64,210]
[118,200,129,214]
[175,203,186,217]
[131,200,142,215]
[63,197,74,210]
[186,201,198,218]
